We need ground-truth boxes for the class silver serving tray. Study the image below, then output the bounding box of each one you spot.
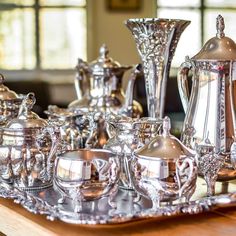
[0,177,236,225]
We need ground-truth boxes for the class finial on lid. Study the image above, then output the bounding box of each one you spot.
[162,116,171,137]
[99,44,109,59]
[216,15,225,39]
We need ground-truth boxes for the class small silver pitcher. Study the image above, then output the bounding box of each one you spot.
[104,114,162,190]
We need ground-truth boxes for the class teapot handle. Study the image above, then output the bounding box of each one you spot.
[74,58,89,100]
[176,156,197,201]
[119,64,142,118]
[177,56,196,113]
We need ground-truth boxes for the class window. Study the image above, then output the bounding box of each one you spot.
[0,0,87,70]
[157,0,236,67]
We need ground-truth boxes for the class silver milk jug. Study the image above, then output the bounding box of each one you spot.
[177,15,236,180]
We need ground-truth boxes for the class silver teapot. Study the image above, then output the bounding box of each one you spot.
[104,114,162,190]
[131,117,197,209]
[0,93,60,190]
[178,15,236,180]
[69,44,143,118]
[0,74,23,126]
[54,149,120,212]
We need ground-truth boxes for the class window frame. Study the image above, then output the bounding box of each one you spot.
[156,0,236,46]
[0,0,88,77]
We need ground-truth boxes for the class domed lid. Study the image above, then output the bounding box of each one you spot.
[0,74,19,100]
[135,117,194,160]
[6,93,48,129]
[192,15,236,60]
[90,44,131,75]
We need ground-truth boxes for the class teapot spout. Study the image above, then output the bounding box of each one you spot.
[119,64,142,118]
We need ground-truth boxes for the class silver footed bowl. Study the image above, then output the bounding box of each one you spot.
[54,149,120,212]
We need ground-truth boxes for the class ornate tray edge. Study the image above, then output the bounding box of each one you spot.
[1,182,236,225]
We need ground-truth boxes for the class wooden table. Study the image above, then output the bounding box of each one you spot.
[1,198,236,236]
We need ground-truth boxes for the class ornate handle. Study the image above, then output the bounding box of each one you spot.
[36,126,60,181]
[177,56,195,113]
[119,63,142,118]
[74,58,89,100]
[176,156,197,201]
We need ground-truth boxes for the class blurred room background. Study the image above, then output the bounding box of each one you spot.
[0,0,235,131]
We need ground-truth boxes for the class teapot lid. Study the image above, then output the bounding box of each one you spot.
[0,74,19,100]
[6,93,48,129]
[135,117,193,160]
[90,44,131,75]
[192,15,236,60]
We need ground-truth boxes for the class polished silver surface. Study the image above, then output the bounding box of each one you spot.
[178,15,236,181]
[0,93,60,190]
[132,117,197,209]
[0,74,23,126]
[54,149,120,212]
[45,105,91,150]
[126,18,190,119]
[104,114,162,190]
[1,177,236,224]
[70,44,143,118]
[196,138,225,196]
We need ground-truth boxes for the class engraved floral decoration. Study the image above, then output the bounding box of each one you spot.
[125,18,190,118]
[196,140,225,196]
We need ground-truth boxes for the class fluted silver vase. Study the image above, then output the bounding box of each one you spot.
[125,18,190,118]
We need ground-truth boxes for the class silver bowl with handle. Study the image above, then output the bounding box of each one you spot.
[54,149,120,212]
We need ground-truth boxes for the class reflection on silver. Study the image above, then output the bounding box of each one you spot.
[131,117,197,209]
[54,149,120,212]
[45,105,91,150]
[0,74,23,126]
[70,44,143,118]
[196,138,224,196]
[104,114,162,190]
[0,93,60,190]
[2,178,236,225]
[178,15,236,181]
[126,18,190,118]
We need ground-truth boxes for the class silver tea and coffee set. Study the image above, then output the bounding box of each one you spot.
[0,14,236,224]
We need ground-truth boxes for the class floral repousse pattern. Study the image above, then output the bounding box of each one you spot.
[126,18,190,118]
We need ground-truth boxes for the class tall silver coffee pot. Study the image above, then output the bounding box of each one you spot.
[178,15,236,180]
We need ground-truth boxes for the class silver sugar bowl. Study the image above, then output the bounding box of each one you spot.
[0,74,23,126]
[104,114,162,190]
[0,93,60,190]
[54,149,120,212]
[131,117,197,209]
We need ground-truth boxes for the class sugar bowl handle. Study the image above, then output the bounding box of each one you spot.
[176,156,197,201]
